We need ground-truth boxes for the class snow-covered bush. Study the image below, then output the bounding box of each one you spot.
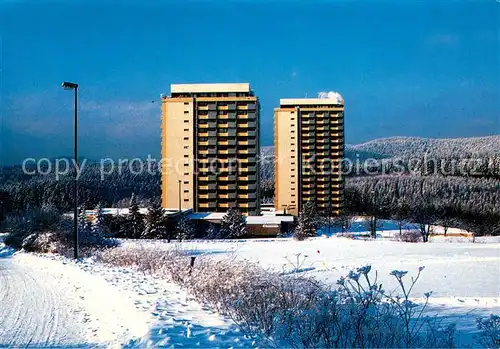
[93,245,459,348]
[3,204,61,249]
[396,229,422,243]
[476,314,500,348]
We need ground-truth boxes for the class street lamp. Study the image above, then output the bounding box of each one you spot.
[62,81,79,259]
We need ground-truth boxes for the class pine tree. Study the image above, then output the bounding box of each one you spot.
[293,201,318,241]
[206,223,220,239]
[176,216,195,241]
[77,205,92,244]
[92,202,107,238]
[129,193,145,239]
[220,208,246,239]
[143,200,166,239]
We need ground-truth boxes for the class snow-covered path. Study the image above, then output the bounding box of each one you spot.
[0,254,84,347]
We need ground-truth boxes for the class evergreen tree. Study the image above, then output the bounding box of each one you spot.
[176,216,195,241]
[143,200,166,239]
[77,205,93,243]
[206,222,220,239]
[293,201,318,241]
[129,193,145,239]
[220,208,246,239]
[92,202,107,238]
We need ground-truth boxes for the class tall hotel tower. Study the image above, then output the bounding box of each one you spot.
[274,93,345,216]
[161,83,260,215]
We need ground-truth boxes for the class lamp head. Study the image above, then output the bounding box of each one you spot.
[62,81,78,90]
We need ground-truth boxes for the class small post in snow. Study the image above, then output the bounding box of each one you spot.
[188,256,196,275]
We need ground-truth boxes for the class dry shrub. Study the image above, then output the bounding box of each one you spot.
[92,245,458,348]
[397,229,422,243]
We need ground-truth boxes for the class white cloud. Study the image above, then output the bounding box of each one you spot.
[317,91,344,104]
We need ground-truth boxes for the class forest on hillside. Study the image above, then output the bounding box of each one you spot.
[1,136,499,236]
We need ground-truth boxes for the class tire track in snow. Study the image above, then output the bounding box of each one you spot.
[0,256,84,347]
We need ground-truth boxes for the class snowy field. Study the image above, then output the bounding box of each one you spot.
[122,233,500,344]
[1,229,498,347]
[0,235,257,347]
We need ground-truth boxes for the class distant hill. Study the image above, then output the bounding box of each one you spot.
[260,135,500,181]
[351,135,500,158]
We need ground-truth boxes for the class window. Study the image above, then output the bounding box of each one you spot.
[184,199,189,202]
[291,143,295,146]
[184,189,189,193]
[291,118,295,121]
[291,149,295,152]
[184,146,189,149]
[184,128,189,131]
[183,137,189,140]
[184,163,189,167]
[291,194,295,197]
[291,137,295,139]
[291,124,295,127]
[184,111,189,114]
[184,181,189,184]
[184,154,188,158]
[291,175,295,178]
[184,172,189,175]
[291,182,295,185]
[291,200,296,204]
[184,102,189,105]
[291,130,295,133]
[184,120,189,123]
[291,162,295,165]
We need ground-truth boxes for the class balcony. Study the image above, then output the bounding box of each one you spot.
[218,132,229,137]
[237,105,248,110]
[219,194,229,199]
[218,123,229,128]
[218,141,229,146]
[198,193,216,200]
[219,203,229,208]
[240,166,257,172]
[199,184,216,191]
[218,184,236,190]
[199,158,209,164]
[198,175,216,182]
[218,114,229,119]
[238,203,249,208]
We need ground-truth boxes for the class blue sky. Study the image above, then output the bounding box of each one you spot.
[1,0,498,165]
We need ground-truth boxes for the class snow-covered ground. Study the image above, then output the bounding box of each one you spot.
[0,234,256,347]
[123,234,500,344]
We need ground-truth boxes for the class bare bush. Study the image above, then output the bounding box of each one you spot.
[396,229,423,243]
[92,245,458,348]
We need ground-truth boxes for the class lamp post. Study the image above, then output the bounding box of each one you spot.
[178,180,182,212]
[62,81,79,260]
